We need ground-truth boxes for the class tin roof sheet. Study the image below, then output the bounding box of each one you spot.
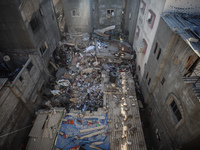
[161,13,200,57]
[0,78,8,90]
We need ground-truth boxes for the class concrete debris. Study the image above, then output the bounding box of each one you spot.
[26,108,66,150]
[56,67,67,79]
[94,25,116,38]
[51,90,61,95]
[56,79,71,87]
[82,68,93,74]
[94,30,110,37]
[70,98,78,103]
[37,31,142,149]
[97,25,116,33]
[50,32,113,112]
[86,46,95,52]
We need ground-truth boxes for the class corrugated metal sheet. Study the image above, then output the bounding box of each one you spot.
[161,13,200,57]
[0,78,8,90]
[26,109,65,150]
[28,114,47,138]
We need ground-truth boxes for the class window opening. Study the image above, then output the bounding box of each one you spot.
[157,48,161,60]
[147,10,156,28]
[19,76,23,82]
[71,9,80,17]
[40,42,48,55]
[148,78,151,85]
[27,62,33,72]
[146,72,149,79]
[107,9,115,18]
[140,1,146,14]
[154,43,158,54]
[142,39,148,54]
[170,100,182,122]
[161,77,165,85]
[30,16,39,32]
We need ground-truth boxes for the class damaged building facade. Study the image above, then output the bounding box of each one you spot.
[0,0,200,150]
[62,0,92,33]
[121,0,140,44]
[0,0,61,149]
[129,0,200,149]
[61,0,123,34]
[93,0,123,35]
[140,14,200,149]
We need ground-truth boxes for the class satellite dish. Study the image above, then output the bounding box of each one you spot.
[3,55,10,62]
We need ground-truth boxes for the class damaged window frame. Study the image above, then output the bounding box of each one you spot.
[40,41,48,55]
[145,72,149,79]
[142,39,148,54]
[166,94,184,129]
[27,61,34,72]
[147,9,156,29]
[106,9,115,18]
[140,1,146,14]
[153,42,158,54]
[19,75,24,82]
[156,48,161,60]
[161,77,165,85]
[170,100,182,123]
[71,9,80,17]
[136,26,140,37]
[29,15,40,32]
[148,78,151,86]
[138,38,148,54]
[155,128,162,142]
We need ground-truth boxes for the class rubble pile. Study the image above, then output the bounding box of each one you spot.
[26,29,147,150]
[45,32,135,114]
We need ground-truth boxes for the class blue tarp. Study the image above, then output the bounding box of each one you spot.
[55,114,109,150]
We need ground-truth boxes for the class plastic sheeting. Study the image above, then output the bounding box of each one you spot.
[55,114,109,150]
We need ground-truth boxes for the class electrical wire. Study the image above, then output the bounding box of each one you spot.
[0,119,46,138]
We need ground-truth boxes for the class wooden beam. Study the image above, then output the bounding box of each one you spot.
[90,145,103,150]
[80,129,105,139]
[80,125,105,133]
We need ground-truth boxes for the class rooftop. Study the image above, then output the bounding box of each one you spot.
[161,13,200,57]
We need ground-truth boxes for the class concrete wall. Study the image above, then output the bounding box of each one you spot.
[0,55,49,149]
[62,0,92,33]
[0,1,61,149]
[20,0,61,66]
[133,0,166,82]
[0,1,34,49]
[0,85,33,150]
[0,0,60,67]
[93,0,100,31]
[164,0,200,14]
[122,0,129,35]
[140,18,173,103]
[93,0,123,33]
[61,0,123,34]
[12,57,48,109]
[140,18,200,149]
[52,0,67,35]
[122,0,140,44]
